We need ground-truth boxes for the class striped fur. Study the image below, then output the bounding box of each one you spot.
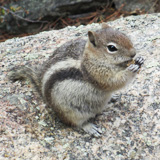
[42,58,81,101]
[8,23,142,136]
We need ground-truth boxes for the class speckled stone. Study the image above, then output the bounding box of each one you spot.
[0,13,160,160]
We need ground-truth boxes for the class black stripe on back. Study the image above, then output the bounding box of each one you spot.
[41,39,86,78]
[44,68,83,103]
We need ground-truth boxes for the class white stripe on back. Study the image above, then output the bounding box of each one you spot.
[42,58,81,97]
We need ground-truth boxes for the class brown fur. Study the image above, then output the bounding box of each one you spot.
[8,23,143,137]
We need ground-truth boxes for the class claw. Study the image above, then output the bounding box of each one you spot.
[128,64,139,72]
[127,57,144,73]
[110,94,120,103]
[135,57,144,66]
[82,123,102,137]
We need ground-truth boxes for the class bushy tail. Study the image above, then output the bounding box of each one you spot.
[8,66,42,96]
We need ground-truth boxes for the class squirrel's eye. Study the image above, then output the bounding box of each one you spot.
[107,45,117,52]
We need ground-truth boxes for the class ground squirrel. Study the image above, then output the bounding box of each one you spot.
[8,23,144,137]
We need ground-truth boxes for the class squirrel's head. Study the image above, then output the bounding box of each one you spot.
[85,23,136,67]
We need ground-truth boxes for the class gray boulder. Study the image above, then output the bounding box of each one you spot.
[113,0,160,13]
[0,0,109,34]
[0,13,160,159]
[1,0,159,35]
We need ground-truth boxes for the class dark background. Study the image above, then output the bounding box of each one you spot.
[0,0,159,42]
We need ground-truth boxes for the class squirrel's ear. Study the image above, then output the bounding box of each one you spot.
[88,31,97,47]
[102,23,110,29]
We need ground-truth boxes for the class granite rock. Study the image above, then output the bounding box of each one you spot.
[0,13,160,159]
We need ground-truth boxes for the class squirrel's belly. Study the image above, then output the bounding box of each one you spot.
[50,79,109,114]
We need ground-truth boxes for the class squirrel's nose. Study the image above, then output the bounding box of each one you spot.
[131,53,136,58]
[130,49,136,58]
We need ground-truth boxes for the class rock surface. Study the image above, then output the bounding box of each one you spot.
[1,0,160,35]
[0,13,160,159]
[114,0,160,13]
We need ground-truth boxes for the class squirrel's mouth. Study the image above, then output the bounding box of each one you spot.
[118,59,133,67]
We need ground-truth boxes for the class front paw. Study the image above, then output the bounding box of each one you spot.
[135,57,144,66]
[127,57,144,73]
[127,64,140,72]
